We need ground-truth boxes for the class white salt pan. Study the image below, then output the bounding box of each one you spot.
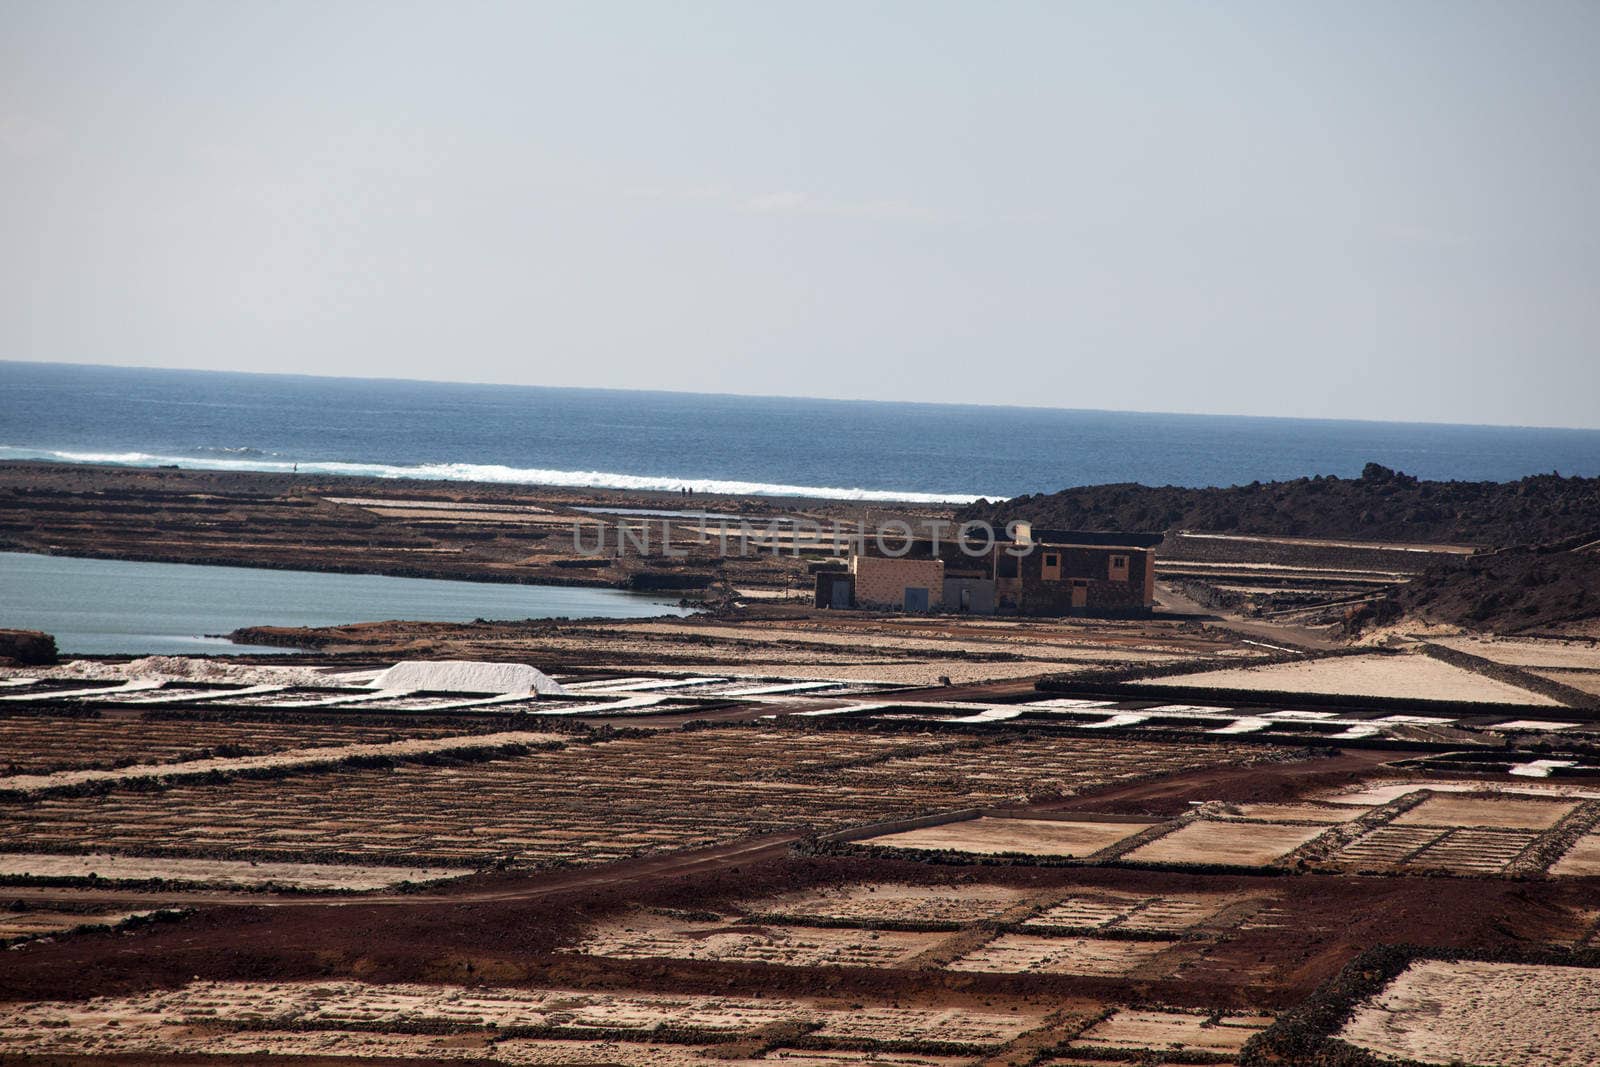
[371,660,569,695]
[5,657,331,686]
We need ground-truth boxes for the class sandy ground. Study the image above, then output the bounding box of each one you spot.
[575,913,947,968]
[619,621,1191,661]
[617,660,1072,685]
[349,507,553,522]
[1124,821,1325,867]
[1533,668,1600,696]
[1317,779,1600,807]
[1176,532,1476,554]
[1339,960,1600,1066]
[0,729,564,795]
[0,979,1045,1054]
[756,1054,971,1067]
[750,882,1030,924]
[862,816,1158,857]
[1349,620,1468,647]
[1417,829,1541,875]
[1223,802,1360,824]
[1155,652,1559,704]
[1021,892,1237,933]
[228,607,1253,689]
[0,908,153,941]
[1434,636,1600,670]
[1548,617,1600,641]
[1160,559,1409,578]
[1391,793,1580,830]
[0,716,493,775]
[948,934,1174,976]
[0,853,463,889]
[0,1029,727,1066]
[545,614,1222,687]
[1071,1009,1272,1055]
[0,733,1262,874]
[1551,835,1600,877]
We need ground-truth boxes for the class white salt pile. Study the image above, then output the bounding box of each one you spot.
[3,657,332,686]
[369,660,568,696]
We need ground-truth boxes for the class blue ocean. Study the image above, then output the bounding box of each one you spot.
[3,361,1598,503]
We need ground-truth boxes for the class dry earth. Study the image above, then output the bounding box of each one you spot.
[1155,651,1560,703]
[1340,960,1600,1066]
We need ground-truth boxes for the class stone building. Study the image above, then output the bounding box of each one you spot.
[847,522,1161,616]
[849,553,946,611]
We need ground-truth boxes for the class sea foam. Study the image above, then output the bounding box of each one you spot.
[0,446,989,505]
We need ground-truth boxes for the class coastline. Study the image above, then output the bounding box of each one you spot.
[0,460,952,592]
[0,445,991,505]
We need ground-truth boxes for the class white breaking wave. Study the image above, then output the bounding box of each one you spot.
[0,445,991,504]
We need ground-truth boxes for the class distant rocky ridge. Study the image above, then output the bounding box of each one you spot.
[957,464,1600,549]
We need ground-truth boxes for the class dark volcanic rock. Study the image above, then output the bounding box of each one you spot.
[957,464,1600,548]
[0,628,57,666]
[1379,538,1600,633]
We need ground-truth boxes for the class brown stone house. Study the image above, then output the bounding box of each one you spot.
[849,553,946,612]
[845,522,1161,616]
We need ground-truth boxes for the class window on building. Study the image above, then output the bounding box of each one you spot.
[1108,554,1130,582]
[1041,551,1062,581]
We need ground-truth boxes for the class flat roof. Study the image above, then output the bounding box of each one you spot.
[1028,529,1164,548]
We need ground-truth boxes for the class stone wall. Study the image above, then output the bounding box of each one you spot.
[851,556,945,610]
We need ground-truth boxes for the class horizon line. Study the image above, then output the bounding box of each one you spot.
[4,357,1597,436]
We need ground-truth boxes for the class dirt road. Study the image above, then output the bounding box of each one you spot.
[0,832,806,910]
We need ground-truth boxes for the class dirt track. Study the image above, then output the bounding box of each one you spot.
[1037,748,1396,815]
[0,832,807,910]
[6,840,1594,1009]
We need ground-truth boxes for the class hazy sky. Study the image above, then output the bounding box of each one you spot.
[3,2,1597,427]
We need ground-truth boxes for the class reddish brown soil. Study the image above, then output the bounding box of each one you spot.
[2,745,1590,1016]
[0,1057,494,1066]
[1036,749,1397,816]
[3,846,1589,1012]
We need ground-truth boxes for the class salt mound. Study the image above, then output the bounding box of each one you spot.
[11,656,332,686]
[370,660,568,696]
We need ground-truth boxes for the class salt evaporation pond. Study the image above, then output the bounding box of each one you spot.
[0,551,694,655]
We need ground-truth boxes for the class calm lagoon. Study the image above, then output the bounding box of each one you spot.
[0,551,693,655]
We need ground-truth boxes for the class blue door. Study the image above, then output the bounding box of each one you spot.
[903,587,930,611]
